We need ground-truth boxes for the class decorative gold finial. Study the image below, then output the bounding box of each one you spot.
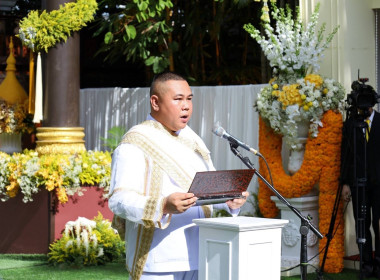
[6,37,16,72]
[0,36,29,105]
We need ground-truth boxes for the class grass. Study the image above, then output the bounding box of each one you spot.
[0,254,377,280]
[0,254,129,280]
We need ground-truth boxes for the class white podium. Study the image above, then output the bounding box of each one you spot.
[193,216,288,280]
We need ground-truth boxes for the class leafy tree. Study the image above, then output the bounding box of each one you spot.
[92,0,298,85]
[93,0,265,84]
[94,0,174,75]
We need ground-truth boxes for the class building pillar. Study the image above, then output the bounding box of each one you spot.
[35,0,85,154]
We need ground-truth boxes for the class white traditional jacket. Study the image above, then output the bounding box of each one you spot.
[109,118,238,280]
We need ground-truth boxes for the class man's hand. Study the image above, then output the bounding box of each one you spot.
[226,191,249,209]
[163,192,198,214]
[341,184,351,202]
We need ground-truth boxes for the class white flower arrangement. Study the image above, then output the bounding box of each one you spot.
[64,217,100,257]
[244,2,345,149]
[257,74,346,149]
[48,213,125,266]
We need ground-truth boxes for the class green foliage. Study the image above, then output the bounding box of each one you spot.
[95,0,173,74]
[250,191,263,217]
[100,126,127,152]
[93,0,266,83]
[213,209,232,217]
[48,213,125,267]
[78,151,112,187]
[18,0,98,52]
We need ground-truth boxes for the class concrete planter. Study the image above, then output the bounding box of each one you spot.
[0,186,113,253]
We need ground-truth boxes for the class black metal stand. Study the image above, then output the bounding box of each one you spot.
[353,119,368,280]
[316,175,344,280]
[229,143,323,280]
[316,116,368,280]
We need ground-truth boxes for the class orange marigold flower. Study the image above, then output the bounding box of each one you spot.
[258,110,344,273]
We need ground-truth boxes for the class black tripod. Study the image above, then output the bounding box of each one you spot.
[229,143,323,280]
[317,113,369,280]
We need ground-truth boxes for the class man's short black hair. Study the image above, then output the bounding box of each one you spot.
[150,72,187,96]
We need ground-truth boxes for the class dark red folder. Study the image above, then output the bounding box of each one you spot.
[188,169,255,206]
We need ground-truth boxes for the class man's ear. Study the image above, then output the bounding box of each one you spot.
[150,95,159,111]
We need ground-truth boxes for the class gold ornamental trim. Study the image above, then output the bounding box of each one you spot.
[36,127,86,154]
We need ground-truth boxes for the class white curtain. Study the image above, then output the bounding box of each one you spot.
[80,87,151,151]
[80,84,266,214]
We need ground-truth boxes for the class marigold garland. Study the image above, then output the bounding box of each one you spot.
[258,110,344,273]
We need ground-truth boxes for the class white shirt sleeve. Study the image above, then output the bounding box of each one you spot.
[108,143,168,228]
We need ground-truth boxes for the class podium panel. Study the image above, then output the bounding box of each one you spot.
[194,216,288,280]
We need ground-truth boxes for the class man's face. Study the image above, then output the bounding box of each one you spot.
[150,80,193,132]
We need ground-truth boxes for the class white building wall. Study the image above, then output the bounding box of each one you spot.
[301,0,378,91]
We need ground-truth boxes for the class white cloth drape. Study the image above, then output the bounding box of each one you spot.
[80,84,266,214]
[33,52,43,123]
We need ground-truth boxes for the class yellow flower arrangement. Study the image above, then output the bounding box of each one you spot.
[305,74,324,88]
[0,100,34,134]
[258,110,344,272]
[18,0,98,52]
[0,150,111,204]
[256,73,345,149]
[272,83,303,108]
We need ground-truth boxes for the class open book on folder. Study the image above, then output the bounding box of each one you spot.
[188,169,255,206]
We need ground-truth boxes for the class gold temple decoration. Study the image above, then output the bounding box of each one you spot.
[0,37,28,105]
[35,127,86,154]
[28,51,35,114]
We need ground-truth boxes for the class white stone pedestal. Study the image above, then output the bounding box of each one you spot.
[193,216,288,280]
[270,195,320,276]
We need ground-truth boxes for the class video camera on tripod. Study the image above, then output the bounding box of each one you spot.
[346,74,380,119]
[340,72,380,279]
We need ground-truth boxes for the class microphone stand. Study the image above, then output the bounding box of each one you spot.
[229,143,324,280]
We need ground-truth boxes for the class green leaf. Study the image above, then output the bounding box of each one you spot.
[104,32,113,44]
[153,61,162,73]
[145,56,156,66]
[148,9,156,17]
[137,1,148,11]
[100,126,126,152]
[126,25,137,40]
[158,0,166,10]
[136,13,141,22]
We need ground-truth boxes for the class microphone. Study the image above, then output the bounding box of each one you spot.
[212,124,262,157]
